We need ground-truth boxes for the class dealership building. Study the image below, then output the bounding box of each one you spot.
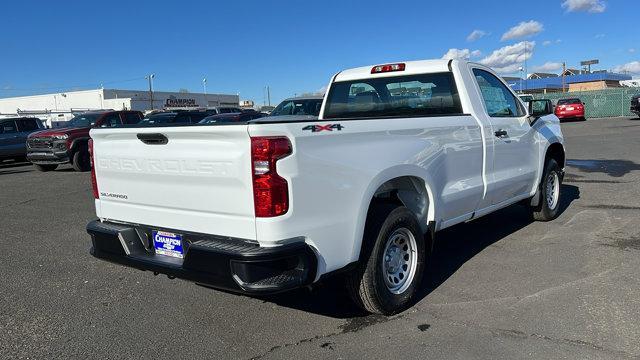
[0,88,239,127]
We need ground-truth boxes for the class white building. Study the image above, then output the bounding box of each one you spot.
[0,88,239,127]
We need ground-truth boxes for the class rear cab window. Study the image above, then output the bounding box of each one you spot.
[323,72,463,119]
[123,112,142,124]
[557,99,582,105]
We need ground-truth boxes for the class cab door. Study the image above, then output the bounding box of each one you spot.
[471,68,539,206]
[0,120,22,157]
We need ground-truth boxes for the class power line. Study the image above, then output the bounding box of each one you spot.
[0,76,147,92]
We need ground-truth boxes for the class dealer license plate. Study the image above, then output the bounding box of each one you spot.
[152,230,184,259]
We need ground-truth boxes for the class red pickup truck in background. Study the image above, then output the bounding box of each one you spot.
[27,110,143,172]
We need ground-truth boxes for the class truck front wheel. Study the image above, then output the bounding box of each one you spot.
[531,158,563,221]
[346,206,426,315]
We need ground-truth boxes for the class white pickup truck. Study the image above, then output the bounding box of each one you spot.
[87,59,564,314]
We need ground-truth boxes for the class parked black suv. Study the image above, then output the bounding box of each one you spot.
[0,117,45,162]
[631,95,640,118]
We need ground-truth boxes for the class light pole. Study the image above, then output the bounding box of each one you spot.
[202,78,207,107]
[523,42,528,93]
[519,67,524,94]
[145,74,155,110]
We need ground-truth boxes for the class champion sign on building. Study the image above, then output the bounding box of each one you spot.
[165,95,198,108]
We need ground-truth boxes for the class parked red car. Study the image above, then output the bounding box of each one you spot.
[554,98,586,121]
[26,110,143,172]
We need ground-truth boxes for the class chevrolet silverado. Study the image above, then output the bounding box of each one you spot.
[86,59,565,314]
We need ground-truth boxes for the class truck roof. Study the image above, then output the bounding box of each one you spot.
[334,59,455,82]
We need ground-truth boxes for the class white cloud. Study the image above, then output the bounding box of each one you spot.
[562,0,606,13]
[532,62,564,72]
[613,61,640,74]
[441,48,482,60]
[480,41,535,74]
[501,20,543,41]
[594,33,605,39]
[629,48,637,54]
[543,40,552,46]
[467,30,487,42]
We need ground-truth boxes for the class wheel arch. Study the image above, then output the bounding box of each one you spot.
[351,167,436,264]
[69,137,90,153]
[545,142,565,169]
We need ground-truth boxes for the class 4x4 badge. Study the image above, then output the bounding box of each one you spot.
[302,124,344,132]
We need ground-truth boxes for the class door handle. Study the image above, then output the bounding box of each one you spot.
[494,129,508,138]
[137,133,168,145]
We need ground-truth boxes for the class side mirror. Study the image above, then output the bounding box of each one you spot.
[529,99,553,117]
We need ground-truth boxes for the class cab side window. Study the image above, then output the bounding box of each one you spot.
[473,69,524,117]
[101,113,122,127]
[17,118,39,132]
[1,121,18,133]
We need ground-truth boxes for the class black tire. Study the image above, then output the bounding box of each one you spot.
[346,205,426,315]
[34,164,58,172]
[531,159,562,221]
[72,149,91,172]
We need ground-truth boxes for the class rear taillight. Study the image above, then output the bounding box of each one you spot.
[89,139,99,199]
[250,137,292,217]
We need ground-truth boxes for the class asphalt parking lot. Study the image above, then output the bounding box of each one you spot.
[1,117,639,359]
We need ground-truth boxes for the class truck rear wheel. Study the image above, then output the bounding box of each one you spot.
[531,159,562,221]
[72,149,91,172]
[346,205,426,315]
[34,164,58,172]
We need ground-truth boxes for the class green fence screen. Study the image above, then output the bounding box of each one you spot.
[532,88,640,118]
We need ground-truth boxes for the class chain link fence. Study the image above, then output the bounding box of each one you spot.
[533,88,640,118]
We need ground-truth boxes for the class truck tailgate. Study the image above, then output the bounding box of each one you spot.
[90,125,256,240]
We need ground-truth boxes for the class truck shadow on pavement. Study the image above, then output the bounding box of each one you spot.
[0,160,33,175]
[566,159,640,178]
[262,184,580,319]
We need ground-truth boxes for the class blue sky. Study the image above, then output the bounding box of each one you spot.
[1,0,638,105]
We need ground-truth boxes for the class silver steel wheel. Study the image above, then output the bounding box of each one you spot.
[381,227,418,295]
[546,171,560,210]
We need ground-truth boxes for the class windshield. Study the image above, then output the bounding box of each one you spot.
[66,113,102,128]
[270,99,323,116]
[557,99,581,105]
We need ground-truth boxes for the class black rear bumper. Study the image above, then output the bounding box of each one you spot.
[87,220,317,294]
